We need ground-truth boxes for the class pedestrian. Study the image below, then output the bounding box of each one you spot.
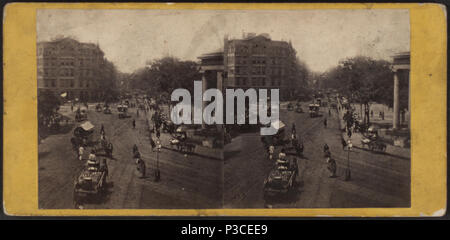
[323,143,329,153]
[78,145,84,161]
[279,148,286,160]
[137,109,140,117]
[291,123,296,135]
[326,157,337,178]
[370,110,373,118]
[381,111,385,120]
[323,117,327,128]
[137,158,146,178]
[268,145,275,160]
[328,108,331,116]
[132,119,136,129]
[100,124,105,136]
[88,150,96,163]
[71,104,74,112]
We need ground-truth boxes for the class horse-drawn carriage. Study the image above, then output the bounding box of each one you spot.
[361,137,387,152]
[169,127,195,153]
[117,104,130,119]
[94,138,114,158]
[286,137,304,156]
[71,121,95,148]
[73,159,108,207]
[162,119,176,133]
[308,103,320,118]
[361,126,386,152]
[263,158,298,198]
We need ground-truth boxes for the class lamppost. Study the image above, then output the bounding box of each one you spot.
[345,139,352,181]
[155,138,161,182]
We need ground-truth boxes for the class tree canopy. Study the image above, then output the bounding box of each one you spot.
[319,56,407,110]
[130,57,201,99]
[38,90,61,123]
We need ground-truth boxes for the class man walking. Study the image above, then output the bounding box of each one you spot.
[268,145,275,160]
[323,117,327,128]
[78,145,84,161]
[100,124,105,136]
[326,157,337,178]
[132,119,136,129]
[88,150,97,163]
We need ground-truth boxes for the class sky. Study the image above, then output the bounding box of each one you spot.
[37,9,409,73]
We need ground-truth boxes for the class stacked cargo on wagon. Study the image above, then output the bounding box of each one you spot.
[263,157,298,199]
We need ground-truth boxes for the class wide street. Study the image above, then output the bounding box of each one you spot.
[39,103,222,209]
[39,100,410,209]
[224,102,410,208]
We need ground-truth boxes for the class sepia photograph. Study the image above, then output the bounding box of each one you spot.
[36,9,411,209]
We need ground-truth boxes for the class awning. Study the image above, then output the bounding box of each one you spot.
[271,120,285,130]
[80,121,94,131]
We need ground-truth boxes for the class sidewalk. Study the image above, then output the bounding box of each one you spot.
[336,99,410,160]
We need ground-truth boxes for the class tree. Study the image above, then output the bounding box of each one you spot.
[38,90,61,126]
[130,57,201,97]
[95,59,120,102]
[320,56,397,126]
[291,57,312,100]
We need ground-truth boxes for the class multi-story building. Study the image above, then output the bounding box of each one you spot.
[199,33,298,100]
[37,37,108,101]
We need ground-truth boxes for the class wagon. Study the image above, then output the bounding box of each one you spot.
[73,121,95,146]
[308,104,320,118]
[73,160,108,207]
[361,137,387,152]
[94,139,114,158]
[264,158,298,198]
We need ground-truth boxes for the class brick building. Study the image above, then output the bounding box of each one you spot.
[37,37,109,101]
[199,33,298,100]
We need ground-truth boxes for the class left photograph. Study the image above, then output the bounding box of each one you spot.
[37,9,224,209]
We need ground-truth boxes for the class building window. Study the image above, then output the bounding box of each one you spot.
[261,78,266,86]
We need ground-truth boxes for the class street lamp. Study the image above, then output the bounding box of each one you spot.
[345,139,352,181]
[155,139,161,182]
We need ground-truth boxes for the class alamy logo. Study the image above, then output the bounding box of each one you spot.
[170,81,280,135]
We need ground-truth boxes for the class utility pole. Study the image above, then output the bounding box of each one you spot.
[345,139,352,181]
[155,139,161,182]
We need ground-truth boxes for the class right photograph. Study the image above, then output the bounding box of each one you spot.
[221,9,411,208]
